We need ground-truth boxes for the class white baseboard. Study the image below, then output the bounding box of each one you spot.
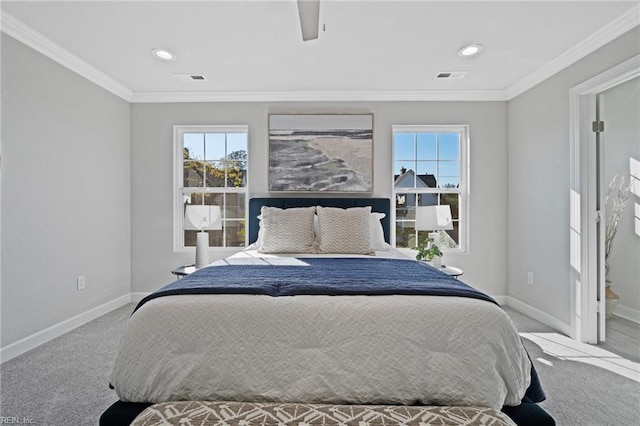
[506,296,572,336]
[613,304,640,324]
[130,292,151,303]
[492,295,508,305]
[0,293,131,364]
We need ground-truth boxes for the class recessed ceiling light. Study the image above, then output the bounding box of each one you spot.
[457,44,483,58]
[151,48,176,62]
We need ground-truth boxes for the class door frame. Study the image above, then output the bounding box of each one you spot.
[569,54,639,343]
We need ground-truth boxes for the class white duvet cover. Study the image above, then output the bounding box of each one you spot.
[110,250,531,410]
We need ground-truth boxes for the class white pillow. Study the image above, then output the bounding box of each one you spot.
[258,206,316,253]
[256,214,264,245]
[370,212,389,251]
[316,206,374,255]
[314,210,388,251]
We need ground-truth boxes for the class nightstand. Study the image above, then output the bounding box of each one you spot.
[439,265,463,278]
[171,264,196,279]
[422,262,463,279]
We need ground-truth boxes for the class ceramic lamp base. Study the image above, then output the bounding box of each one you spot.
[195,231,210,269]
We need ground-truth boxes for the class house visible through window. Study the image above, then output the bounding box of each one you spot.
[174,126,248,250]
[392,125,468,251]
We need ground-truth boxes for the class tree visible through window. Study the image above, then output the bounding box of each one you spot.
[392,126,468,251]
[175,126,248,249]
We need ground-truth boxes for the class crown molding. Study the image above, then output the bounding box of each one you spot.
[506,4,640,100]
[1,11,133,102]
[131,90,508,103]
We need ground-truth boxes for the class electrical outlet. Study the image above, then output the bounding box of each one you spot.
[77,276,86,291]
[527,272,534,285]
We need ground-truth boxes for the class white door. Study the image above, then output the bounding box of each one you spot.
[594,94,606,341]
[569,54,639,343]
[597,76,640,341]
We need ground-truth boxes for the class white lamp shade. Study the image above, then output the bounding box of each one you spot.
[415,205,453,231]
[184,205,222,231]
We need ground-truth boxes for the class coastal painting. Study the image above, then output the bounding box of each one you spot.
[268,114,373,192]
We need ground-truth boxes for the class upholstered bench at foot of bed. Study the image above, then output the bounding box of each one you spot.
[100,400,556,426]
[99,400,555,426]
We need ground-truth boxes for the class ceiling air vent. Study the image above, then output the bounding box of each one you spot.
[435,71,468,80]
[174,73,207,81]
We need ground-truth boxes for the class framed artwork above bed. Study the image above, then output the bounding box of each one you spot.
[268,114,373,192]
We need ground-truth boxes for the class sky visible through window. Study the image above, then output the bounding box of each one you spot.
[183,132,247,161]
[394,132,460,188]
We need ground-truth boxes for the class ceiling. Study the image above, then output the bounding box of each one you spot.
[1,0,638,102]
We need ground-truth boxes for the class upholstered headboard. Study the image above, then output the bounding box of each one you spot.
[248,198,391,245]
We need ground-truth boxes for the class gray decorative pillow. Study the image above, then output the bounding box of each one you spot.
[314,211,388,250]
[316,206,374,255]
[258,206,316,253]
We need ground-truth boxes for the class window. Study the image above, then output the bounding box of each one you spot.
[392,125,468,251]
[174,125,248,250]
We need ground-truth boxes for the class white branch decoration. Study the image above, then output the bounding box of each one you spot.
[604,174,632,278]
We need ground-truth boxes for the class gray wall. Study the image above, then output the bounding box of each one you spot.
[602,77,640,314]
[507,27,640,325]
[1,35,131,346]
[131,101,509,296]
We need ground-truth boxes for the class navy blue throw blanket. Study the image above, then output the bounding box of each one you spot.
[134,257,545,404]
[135,257,496,312]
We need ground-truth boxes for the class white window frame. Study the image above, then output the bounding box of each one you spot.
[173,125,249,252]
[391,124,470,252]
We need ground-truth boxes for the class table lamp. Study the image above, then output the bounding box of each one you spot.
[184,205,222,268]
[415,205,453,266]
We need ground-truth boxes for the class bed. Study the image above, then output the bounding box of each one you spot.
[100,198,554,426]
